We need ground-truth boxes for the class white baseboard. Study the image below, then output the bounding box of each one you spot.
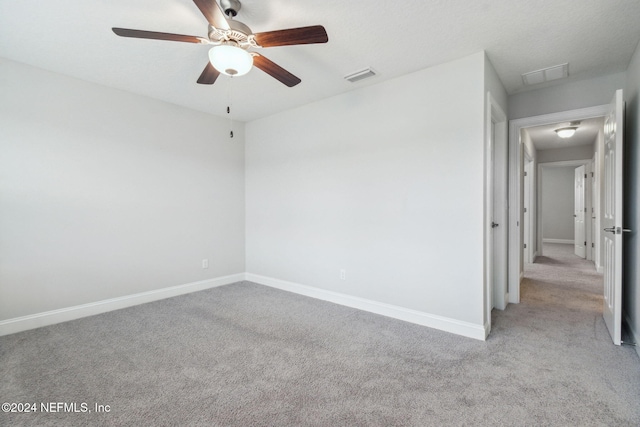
[245,273,486,341]
[2,272,490,342]
[542,238,574,245]
[483,321,491,339]
[0,273,244,337]
[623,311,640,358]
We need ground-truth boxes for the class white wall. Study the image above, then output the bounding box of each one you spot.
[522,129,537,159]
[0,52,508,340]
[541,167,575,242]
[509,72,626,120]
[0,59,246,321]
[485,54,508,110]
[624,40,640,355]
[246,52,488,333]
[537,145,594,163]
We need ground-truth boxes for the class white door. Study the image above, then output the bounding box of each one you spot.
[603,89,625,345]
[486,94,507,318]
[489,119,507,312]
[574,165,586,258]
[490,122,504,310]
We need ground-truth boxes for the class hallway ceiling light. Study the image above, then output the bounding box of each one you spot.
[555,127,578,138]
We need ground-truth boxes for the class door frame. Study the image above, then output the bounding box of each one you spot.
[508,104,609,303]
[523,153,535,263]
[536,160,592,257]
[485,91,508,336]
[591,155,602,270]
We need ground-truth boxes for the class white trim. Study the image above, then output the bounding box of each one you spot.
[542,239,575,245]
[485,90,508,334]
[508,104,610,304]
[623,311,640,358]
[246,273,487,341]
[0,273,245,336]
[523,154,535,264]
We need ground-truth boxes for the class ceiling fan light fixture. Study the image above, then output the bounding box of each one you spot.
[113,0,327,87]
[555,126,578,138]
[208,45,253,77]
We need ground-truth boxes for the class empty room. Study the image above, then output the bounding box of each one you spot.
[1,0,640,425]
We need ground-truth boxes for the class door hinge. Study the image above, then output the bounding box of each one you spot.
[524,207,527,213]
[584,241,587,246]
[524,243,527,249]
[524,171,528,176]
[591,172,594,177]
[592,243,595,248]
[585,173,587,179]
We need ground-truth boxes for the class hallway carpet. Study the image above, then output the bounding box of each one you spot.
[1,245,639,426]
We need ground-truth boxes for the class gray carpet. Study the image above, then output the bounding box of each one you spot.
[1,245,639,426]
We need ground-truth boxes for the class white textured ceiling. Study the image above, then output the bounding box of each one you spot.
[525,117,604,151]
[1,0,640,122]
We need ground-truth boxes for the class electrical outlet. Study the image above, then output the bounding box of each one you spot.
[340,269,346,280]
[202,259,209,269]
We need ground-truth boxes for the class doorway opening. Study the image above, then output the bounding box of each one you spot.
[508,90,625,346]
[518,116,605,319]
[536,159,597,262]
[508,105,610,304]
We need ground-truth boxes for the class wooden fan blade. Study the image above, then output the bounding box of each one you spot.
[253,25,328,48]
[192,0,230,30]
[197,62,220,85]
[252,54,301,87]
[112,28,207,44]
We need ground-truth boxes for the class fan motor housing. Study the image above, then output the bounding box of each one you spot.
[208,20,252,44]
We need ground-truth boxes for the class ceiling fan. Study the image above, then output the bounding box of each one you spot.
[112,0,328,87]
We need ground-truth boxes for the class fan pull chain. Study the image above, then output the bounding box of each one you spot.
[227,76,234,139]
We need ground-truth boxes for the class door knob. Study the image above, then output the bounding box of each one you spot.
[604,227,633,234]
[491,222,499,228]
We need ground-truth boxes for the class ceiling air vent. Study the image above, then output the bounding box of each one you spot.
[344,67,377,83]
[522,63,568,86]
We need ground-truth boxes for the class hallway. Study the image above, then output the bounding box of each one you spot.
[523,243,603,317]
[489,243,640,423]
[494,243,610,346]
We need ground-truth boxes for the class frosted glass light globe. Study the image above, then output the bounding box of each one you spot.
[208,45,253,76]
